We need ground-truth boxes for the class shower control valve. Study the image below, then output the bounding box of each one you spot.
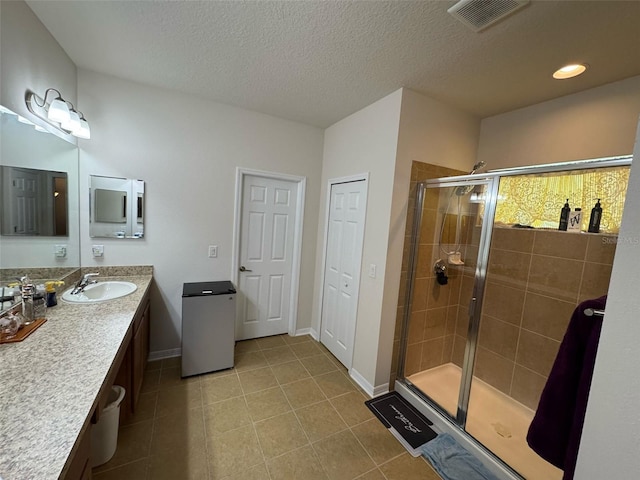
[434,259,448,286]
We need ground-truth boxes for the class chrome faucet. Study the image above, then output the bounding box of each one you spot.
[71,273,99,294]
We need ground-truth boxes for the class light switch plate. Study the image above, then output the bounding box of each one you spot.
[54,245,67,258]
[92,245,104,257]
[208,245,218,258]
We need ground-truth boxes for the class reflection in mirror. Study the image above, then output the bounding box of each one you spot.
[90,175,144,238]
[1,166,68,236]
[0,105,80,312]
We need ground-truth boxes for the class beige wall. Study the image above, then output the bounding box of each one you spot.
[313,88,403,393]
[478,75,640,169]
[79,70,325,354]
[0,0,77,142]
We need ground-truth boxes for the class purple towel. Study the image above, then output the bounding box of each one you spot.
[527,295,606,480]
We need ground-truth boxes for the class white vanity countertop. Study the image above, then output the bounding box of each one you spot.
[0,275,152,480]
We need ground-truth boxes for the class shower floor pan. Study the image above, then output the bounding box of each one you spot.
[408,363,562,480]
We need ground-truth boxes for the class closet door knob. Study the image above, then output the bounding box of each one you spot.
[239,266,252,272]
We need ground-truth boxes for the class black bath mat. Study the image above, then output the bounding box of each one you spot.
[365,391,437,456]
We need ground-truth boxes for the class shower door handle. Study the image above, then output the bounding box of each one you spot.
[468,297,477,318]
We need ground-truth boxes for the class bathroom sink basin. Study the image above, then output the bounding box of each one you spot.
[61,281,137,304]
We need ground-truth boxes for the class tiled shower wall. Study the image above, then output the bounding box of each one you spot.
[390,161,466,387]
[475,227,616,409]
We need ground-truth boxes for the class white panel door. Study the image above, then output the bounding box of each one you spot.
[321,180,367,368]
[8,168,39,235]
[237,175,298,340]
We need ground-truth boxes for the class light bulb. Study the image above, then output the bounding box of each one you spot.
[553,64,588,80]
[61,110,81,132]
[48,98,71,122]
[74,118,91,139]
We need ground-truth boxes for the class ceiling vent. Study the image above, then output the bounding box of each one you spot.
[448,0,530,32]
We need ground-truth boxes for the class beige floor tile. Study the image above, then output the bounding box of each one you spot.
[93,419,153,471]
[283,334,312,345]
[199,367,236,380]
[300,354,339,376]
[238,366,279,394]
[201,373,243,405]
[148,445,210,480]
[257,335,287,349]
[145,360,162,372]
[263,345,298,366]
[235,338,261,354]
[329,391,374,427]
[155,382,202,417]
[352,418,406,465]
[157,366,199,390]
[315,371,357,399]
[255,411,309,458]
[267,444,329,480]
[295,400,348,442]
[312,429,376,480]
[282,377,326,409]
[121,390,157,426]
[204,397,252,437]
[290,341,324,359]
[354,469,386,480]
[235,350,269,372]
[245,386,292,421]
[207,424,263,478]
[222,461,271,480]
[379,453,441,480]
[271,360,310,385]
[161,356,181,368]
[140,368,160,393]
[92,458,149,480]
[151,406,206,455]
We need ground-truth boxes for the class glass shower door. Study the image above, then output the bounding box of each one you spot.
[399,177,497,424]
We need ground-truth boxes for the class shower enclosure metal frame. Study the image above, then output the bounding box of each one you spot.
[395,155,632,480]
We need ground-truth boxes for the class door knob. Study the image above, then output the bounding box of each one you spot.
[239,266,252,272]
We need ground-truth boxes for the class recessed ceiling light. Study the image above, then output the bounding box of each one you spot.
[553,63,588,80]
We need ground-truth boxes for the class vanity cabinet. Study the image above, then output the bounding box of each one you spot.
[116,293,150,423]
[63,293,150,480]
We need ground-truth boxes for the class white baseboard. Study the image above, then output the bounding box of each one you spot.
[349,367,390,399]
[148,348,181,362]
[308,328,319,341]
[294,327,313,337]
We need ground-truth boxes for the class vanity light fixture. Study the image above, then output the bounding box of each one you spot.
[25,88,91,139]
[553,63,588,80]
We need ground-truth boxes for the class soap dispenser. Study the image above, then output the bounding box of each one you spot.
[588,199,602,233]
[558,199,571,231]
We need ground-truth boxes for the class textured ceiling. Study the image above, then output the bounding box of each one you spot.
[26,0,640,128]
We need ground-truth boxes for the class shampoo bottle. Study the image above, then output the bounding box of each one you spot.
[568,208,582,232]
[558,199,571,231]
[588,199,602,233]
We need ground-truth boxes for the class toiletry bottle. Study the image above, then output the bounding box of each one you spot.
[558,199,571,231]
[588,199,602,233]
[33,293,46,322]
[21,284,35,325]
[568,208,582,232]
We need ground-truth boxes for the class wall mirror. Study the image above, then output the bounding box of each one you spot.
[1,165,68,236]
[90,175,144,239]
[0,105,80,308]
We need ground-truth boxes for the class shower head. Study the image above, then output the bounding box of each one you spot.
[469,161,486,175]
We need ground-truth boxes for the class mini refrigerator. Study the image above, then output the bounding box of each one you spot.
[181,281,236,377]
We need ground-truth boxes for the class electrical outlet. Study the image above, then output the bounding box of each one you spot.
[208,245,218,258]
[369,264,376,278]
[54,245,67,258]
[92,245,104,257]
